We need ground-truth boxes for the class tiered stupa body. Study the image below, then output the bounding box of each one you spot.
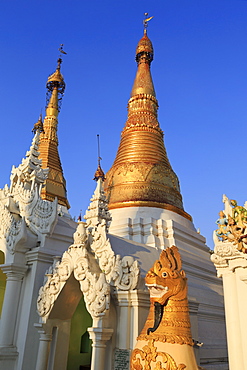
[39,58,69,209]
[105,31,190,220]
[104,31,193,244]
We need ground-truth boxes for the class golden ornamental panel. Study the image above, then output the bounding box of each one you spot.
[131,339,186,370]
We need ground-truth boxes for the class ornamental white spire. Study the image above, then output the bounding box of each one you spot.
[10,129,49,195]
[84,178,111,231]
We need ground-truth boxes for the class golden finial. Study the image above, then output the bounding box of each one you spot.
[94,134,105,181]
[143,12,153,34]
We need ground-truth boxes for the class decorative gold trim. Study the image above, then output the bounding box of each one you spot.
[131,339,186,370]
[138,333,193,347]
[108,201,192,221]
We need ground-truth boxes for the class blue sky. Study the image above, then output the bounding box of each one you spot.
[0,0,247,249]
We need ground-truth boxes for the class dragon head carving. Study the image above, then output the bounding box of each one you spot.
[146,245,187,304]
[145,246,187,334]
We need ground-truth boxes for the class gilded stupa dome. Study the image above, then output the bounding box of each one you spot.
[104,30,191,221]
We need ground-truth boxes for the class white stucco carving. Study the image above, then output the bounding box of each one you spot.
[88,220,139,289]
[111,255,139,290]
[37,179,140,321]
[88,220,115,280]
[10,131,49,194]
[37,222,110,319]
[84,177,112,231]
[85,179,140,290]
[0,199,26,253]
[0,130,57,252]
[211,241,240,269]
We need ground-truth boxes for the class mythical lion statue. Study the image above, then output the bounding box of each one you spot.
[130,245,200,370]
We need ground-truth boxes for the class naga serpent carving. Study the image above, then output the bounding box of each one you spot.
[131,246,199,370]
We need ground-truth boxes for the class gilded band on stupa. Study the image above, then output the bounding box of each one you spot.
[104,21,191,220]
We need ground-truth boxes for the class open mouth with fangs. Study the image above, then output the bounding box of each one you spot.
[146,284,169,299]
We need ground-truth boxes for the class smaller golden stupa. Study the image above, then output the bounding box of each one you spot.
[104,24,191,220]
[38,57,70,208]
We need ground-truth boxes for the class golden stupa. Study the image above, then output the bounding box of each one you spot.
[104,29,191,220]
[38,58,70,208]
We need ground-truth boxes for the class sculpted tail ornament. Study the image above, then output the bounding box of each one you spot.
[213,195,247,255]
[131,246,199,370]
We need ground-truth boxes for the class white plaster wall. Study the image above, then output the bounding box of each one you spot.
[108,206,228,370]
[52,320,71,370]
[109,207,196,233]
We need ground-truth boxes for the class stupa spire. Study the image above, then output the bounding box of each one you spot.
[104,23,191,220]
[131,13,155,97]
[38,54,70,209]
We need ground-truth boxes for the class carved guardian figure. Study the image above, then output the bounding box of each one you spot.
[131,246,199,370]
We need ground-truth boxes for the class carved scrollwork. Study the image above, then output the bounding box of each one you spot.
[73,252,89,281]
[12,131,57,237]
[84,178,111,230]
[57,256,72,282]
[0,201,26,254]
[88,220,140,289]
[37,222,111,319]
[210,253,228,268]
[112,255,139,290]
[37,180,140,321]
[89,220,115,279]
[73,222,87,245]
[211,237,241,268]
[14,184,57,246]
[79,272,110,317]
[37,284,54,317]
[37,253,72,318]
[84,179,140,290]
[131,339,186,370]
[46,274,61,295]
[0,130,58,253]
[214,240,238,258]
